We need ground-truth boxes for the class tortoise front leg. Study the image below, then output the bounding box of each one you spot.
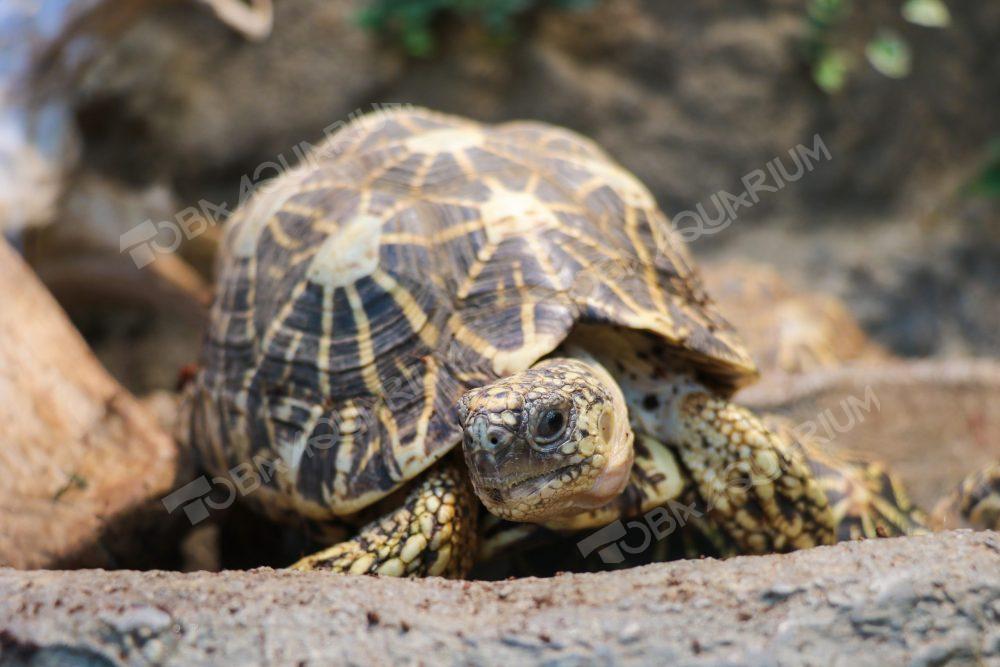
[292,459,478,578]
[666,391,837,553]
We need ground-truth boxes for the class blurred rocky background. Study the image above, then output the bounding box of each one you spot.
[2,0,997,396]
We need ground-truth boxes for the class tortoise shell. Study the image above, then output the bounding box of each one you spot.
[190,107,756,519]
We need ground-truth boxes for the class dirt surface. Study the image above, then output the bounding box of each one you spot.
[0,531,997,666]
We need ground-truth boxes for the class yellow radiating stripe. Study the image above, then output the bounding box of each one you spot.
[296,179,353,194]
[524,235,564,292]
[354,404,397,474]
[288,245,321,267]
[318,284,334,398]
[255,279,309,373]
[345,284,386,394]
[280,201,325,219]
[267,215,301,250]
[552,234,649,316]
[331,400,356,502]
[362,152,412,187]
[513,263,535,344]
[573,174,605,198]
[391,112,425,135]
[370,269,441,350]
[524,171,541,194]
[384,217,484,247]
[484,143,591,214]
[552,222,619,262]
[449,144,479,183]
[411,151,436,190]
[279,330,304,384]
[375,198,416,222]
[624,206,673,322]
[435,218,487,243]
[380,232,432,247]
[421,193,487,209]
[310,220,340,236]
[410,356,440,463]
[344,283,401,447]
[455,240,499,300]
[357,186,373,218]
[450,319,500,358]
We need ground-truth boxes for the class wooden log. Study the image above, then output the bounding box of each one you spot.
[0,239,187,569]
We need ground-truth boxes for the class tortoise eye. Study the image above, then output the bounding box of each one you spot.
[534,408,567,444]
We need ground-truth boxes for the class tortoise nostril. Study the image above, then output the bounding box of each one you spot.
[482,426,513,450]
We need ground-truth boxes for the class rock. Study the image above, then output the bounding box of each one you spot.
[25,174,209,394]
[42,1,999,361]
[58,0,1000,221]
[0,532,996,665]
[703,259,888,374]
[0,239,189,569]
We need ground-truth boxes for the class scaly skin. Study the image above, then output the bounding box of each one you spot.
[932,462,1000,532]
[459,356,634,524]
[292,459,477,577]
[461,351,841,555]
[705,261,997,530]
[666,392,836,553]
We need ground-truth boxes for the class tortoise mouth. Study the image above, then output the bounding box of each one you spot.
[474,460,587,501]
[467,453,625,523]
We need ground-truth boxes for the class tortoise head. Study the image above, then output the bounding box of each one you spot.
[458,355,634,523]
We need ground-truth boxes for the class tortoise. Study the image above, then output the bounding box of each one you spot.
[702,259,888,375]
[702,260,999,535]
[186,107,981,578]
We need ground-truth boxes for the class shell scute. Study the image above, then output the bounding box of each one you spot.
[194,107,755,517]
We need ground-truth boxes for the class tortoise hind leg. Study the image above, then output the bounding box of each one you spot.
[292,459,478,578]
[762,415,928,540]
[932,462,1000,532]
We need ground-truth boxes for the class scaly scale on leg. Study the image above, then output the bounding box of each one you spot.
[666,391,836,553]
[761,414,928,541]
[292,460,478,578]
[932,462,1000,532]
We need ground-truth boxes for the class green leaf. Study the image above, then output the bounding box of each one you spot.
[902,0,951,28]
[865,31,911,79]
[813,50,850,93]
[358,0,593,56]
[807,0,849,26]
[965,140,1000,198]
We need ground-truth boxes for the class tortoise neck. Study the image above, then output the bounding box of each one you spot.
[551,326,711,445]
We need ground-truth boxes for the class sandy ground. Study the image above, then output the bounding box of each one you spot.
[1,531,997,666]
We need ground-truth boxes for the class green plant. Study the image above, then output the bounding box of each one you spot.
[359,0,593,56]
[966,140,1000,199]
[804,0,950,94]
